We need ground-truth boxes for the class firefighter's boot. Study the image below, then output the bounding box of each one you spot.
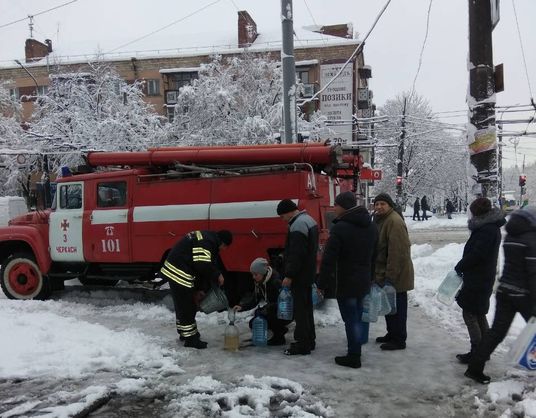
[184,333,208,349]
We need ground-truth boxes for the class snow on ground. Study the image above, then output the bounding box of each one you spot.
[0,216,535,417]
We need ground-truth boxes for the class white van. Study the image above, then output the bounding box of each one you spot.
[0,196,28,226]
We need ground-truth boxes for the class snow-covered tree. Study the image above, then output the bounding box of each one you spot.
[167,53,326,145]
[30,62,167,169]
[373,92,470,210]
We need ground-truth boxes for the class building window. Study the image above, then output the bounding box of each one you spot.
[9,88,19,99]
[146,79,160,96]
[37,85,48,96]
[172,72,197,90]
[166,106,175,123]
[296,70,309,84]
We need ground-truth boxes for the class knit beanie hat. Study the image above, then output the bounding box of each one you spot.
[469,197,491,217]
[217,230,233,246]
[250,257,269,275]
[335,191,357,210]
[373,192,395,208]
[277,199,298,215]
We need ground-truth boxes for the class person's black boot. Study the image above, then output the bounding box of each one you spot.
[456,344,476,364]
[267,335,286,346]
[464,366,490,384]
[334,354,361,369]
[380,341,406,350]
[375,334,391,344]
[184,334,208,349]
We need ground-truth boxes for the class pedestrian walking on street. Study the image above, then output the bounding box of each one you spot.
[465,206,536,384]
[446,199,455,220]
[318,191,378,368]
[413,197,421,221]
[454,198,505,364]
[277,199,318,355]
[160,229,232,349]
[421,195,430,220]
[373,193,414,350]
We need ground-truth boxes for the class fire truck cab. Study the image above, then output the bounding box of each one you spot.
[0,142,358,301]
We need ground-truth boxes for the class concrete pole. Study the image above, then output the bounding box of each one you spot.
[468,0,497,198]
[281,0,297,144]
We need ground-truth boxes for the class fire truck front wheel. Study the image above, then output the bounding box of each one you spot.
[0,253,51,300]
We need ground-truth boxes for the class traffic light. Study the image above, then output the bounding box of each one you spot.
[519,174,527,187]
[396,176,403,186]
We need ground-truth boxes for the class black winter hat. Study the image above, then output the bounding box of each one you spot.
[373,192,395,208]
[469,197,491,217]
[217,230,233,246]
[277,199,298,215]
[334,191,357,210]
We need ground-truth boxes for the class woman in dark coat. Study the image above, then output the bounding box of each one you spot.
[454,197,506,363]
[466,207,536,383]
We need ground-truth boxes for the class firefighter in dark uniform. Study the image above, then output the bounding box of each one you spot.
[160,229,233,349]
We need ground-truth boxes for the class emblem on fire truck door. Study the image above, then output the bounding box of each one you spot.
[61,219,69,243]
[102,225,121,253]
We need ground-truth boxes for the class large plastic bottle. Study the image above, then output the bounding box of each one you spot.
[383,282,397,315]
[252,312,268,346]
[224,309,240,351]
[361,292,378,323]
[437,270,463,305]
[277,287,293,320]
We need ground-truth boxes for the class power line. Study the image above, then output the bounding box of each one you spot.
[107,0,223,53]
[302,0,393,105]
[0,0,79,30]
[409,0,433,101]
[511,0,534,100]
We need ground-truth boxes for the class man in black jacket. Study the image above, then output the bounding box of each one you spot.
[233,257,291,345]
[277,199,319,355]
[466,207,536,384]
[318,191,378,368]
[160,229,232,349]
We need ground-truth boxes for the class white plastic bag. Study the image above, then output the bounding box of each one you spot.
[436,270,463,305]
[505,317,536,371]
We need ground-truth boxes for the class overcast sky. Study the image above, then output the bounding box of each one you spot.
[1,0,535,166]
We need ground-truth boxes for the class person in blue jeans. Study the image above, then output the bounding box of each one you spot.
[318,191,378,368]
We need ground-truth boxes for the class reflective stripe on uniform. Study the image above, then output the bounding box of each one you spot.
[160,263,194,288]
[164,261,194,279]
[177,323,198,337]
[195,231,203,240]
[192,247,211,262]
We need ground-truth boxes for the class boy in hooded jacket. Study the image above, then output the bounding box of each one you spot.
[465,206,536,384]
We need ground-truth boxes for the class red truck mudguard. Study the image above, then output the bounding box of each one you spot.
[0,226,52,274]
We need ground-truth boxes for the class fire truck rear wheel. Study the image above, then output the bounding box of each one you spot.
[0,253,51,300]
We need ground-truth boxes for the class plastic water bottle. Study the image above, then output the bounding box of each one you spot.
[362,293,378,323]
[312,283,322,307]
[383,282,397,315]
[437,270,463,305]
[224,309,239,351]
[252,313,268,346]
[277,287,293,320]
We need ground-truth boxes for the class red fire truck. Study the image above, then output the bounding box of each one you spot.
[0,142,360,301]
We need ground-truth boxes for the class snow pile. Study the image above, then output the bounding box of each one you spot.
[166,375,333,417]
[0,300,183,379]
[406,214,469,230]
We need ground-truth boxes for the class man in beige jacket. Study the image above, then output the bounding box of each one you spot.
[373,193,414,350]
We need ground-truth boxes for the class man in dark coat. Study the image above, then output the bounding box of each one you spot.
[413,197,421,221]
[466,207,536,384]
[160,229,232,349]
[454,198,505,363]
[446,199,455,219]
[318,191,378,368]
[421,195,429,220]
[277,199,319,355]
[233,257,291,345]
[373,192,414,350]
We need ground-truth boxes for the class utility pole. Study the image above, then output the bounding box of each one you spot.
[468,0,498,199]
[281,0,297,144]
[396,97,407,203]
